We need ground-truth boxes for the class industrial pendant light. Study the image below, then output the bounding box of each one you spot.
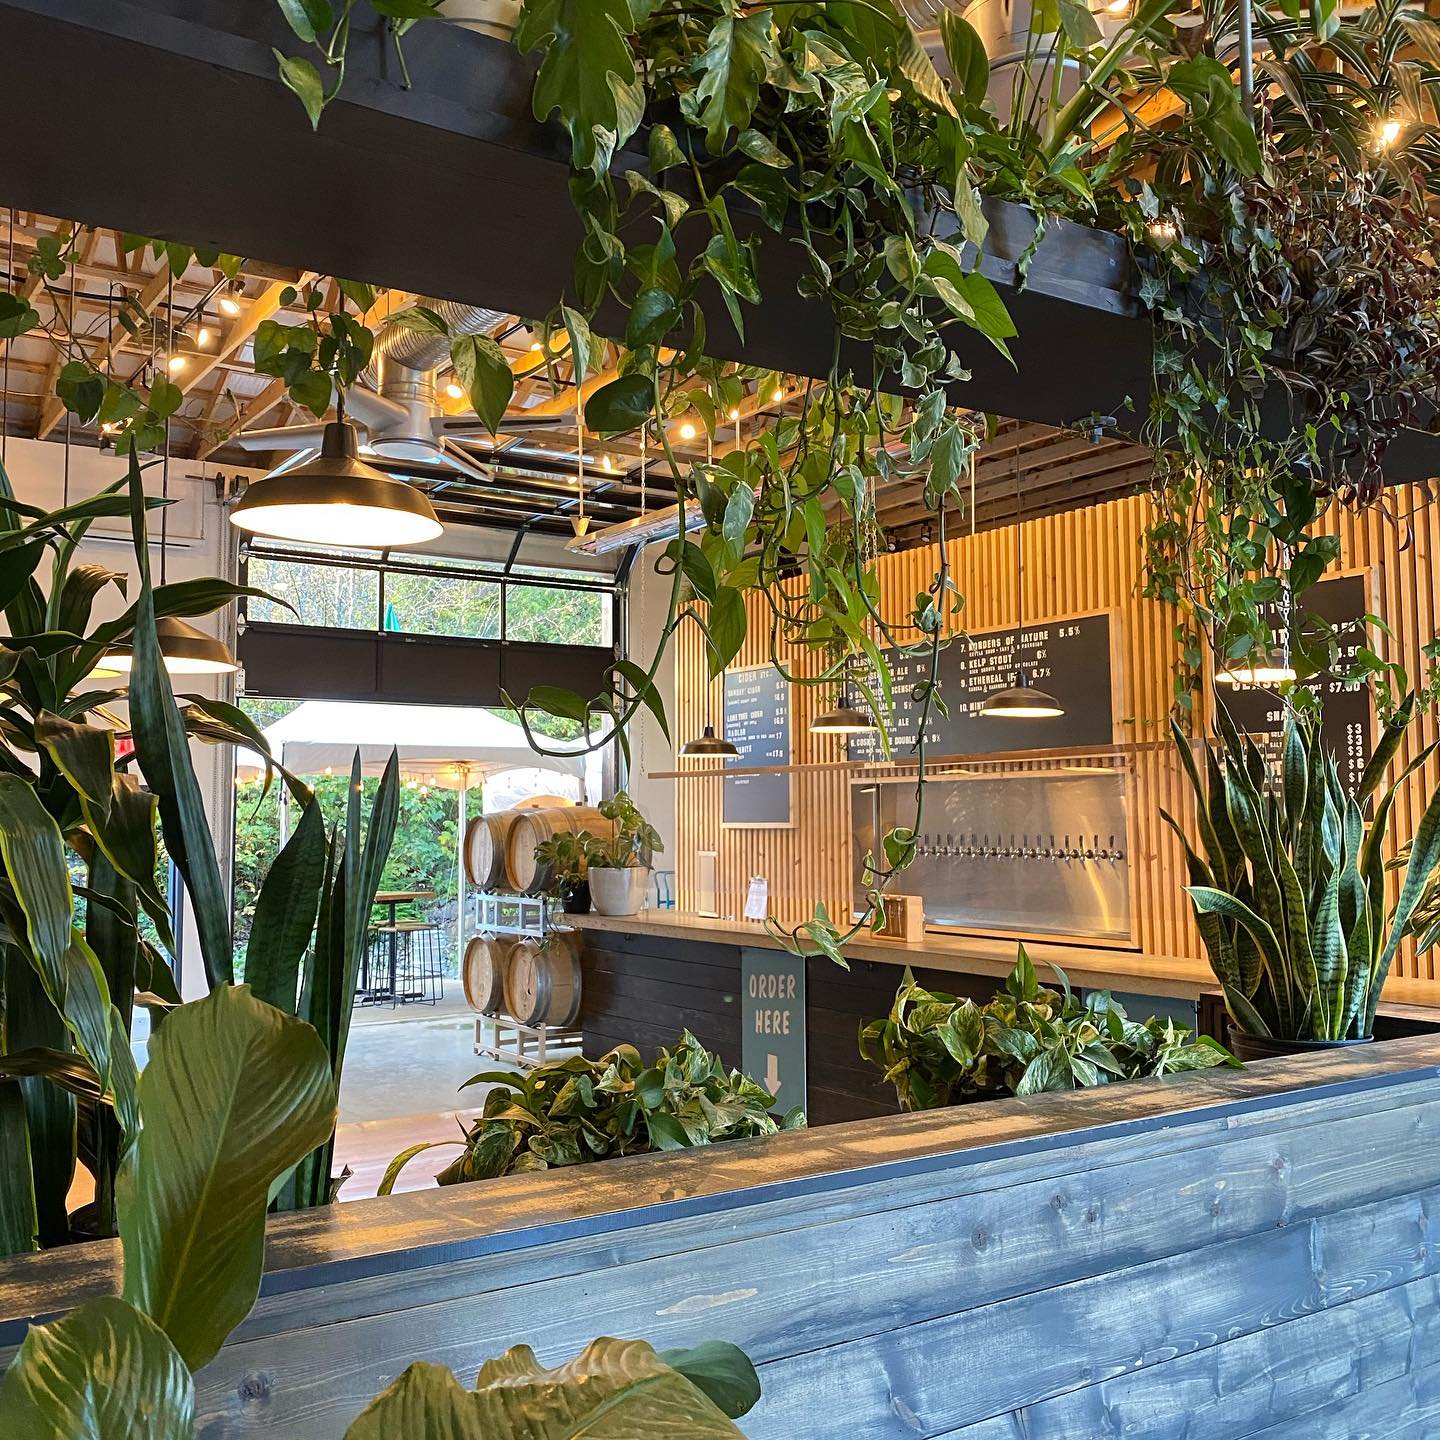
[811,661,878,736]
[99,272,239,679]
[680,724,739,757]
[681,662,740,757]
[811,698,878,735]
[1215,659,1298,686]
[979,447,1062,720]
[230,392,442,548]
[98,617,241,677]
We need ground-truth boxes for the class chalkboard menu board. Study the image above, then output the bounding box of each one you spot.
[1217,572,1374,794]
[847,611,1117,761]
[723,667,792,826]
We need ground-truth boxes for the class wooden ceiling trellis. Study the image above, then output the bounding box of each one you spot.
[0,209,1156,541]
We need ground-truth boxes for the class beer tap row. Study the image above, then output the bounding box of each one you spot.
[911,833,1126,863]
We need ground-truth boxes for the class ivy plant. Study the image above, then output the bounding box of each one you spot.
[379,1029,804,1192]
[860,947,1236,1112]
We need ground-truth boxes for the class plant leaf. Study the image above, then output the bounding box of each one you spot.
[450,334,514,436]
[118,984,338,1371]
[343,1339,748,1439]
[0,1295,194,1440]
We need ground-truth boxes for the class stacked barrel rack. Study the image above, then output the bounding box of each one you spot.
[459,804,611,1068]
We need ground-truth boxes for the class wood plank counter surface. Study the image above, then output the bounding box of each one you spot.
[6,1036,1440,1437]
[568,910,1440,1010]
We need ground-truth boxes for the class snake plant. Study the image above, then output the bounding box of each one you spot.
[1165,695,1440,1042]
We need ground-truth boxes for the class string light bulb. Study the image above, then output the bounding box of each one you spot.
[1146,218,1180,250]
[444,379,465,400]
[679,421,697,440]
[1377,116,1403,148]
[167,353,188,374]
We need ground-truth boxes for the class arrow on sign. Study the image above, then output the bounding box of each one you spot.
[765,1054,782,1098]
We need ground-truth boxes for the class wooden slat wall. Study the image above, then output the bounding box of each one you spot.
[671,487,1440,989]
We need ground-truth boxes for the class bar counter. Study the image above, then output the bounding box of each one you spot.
[568,911,1440,1125]
[6,1035,1440,1437]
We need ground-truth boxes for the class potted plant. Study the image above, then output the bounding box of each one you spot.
[380,1029,805,1191]
[860,948,1234,1112]
[1166,696,1440,1059]
[532,827,600,913]
[585,791,664,917]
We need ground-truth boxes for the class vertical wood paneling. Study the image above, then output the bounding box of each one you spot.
[669,488,1440,994]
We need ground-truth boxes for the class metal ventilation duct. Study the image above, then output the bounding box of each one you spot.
[362,298,509,462]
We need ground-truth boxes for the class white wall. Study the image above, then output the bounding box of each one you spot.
[623,541,678,874]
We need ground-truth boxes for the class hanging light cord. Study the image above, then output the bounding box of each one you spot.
[639,419,647,516]
[2,207,11,465]
[161,272,173,587]
[576,409,586,525]
[63,247,77,506]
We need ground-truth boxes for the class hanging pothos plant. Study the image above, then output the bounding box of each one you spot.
[498,0,1263,957]
[1134,0,1440,716]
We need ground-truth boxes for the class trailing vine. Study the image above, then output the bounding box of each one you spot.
[1136,0,1440,718]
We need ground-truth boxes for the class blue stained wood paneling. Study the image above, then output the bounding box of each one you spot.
[5,1036,1440,1438]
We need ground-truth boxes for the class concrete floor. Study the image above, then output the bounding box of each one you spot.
[342,992,493,1124]
[130,988,553,1201]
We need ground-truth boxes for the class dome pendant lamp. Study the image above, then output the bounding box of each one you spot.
[979,449,1063,721]
[100,272,240,679]
[680,666,740,757]
[230,391,442,549]
[811,661,879,736]
[680,723,739,757]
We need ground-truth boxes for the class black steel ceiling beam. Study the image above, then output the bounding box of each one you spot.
[2,0,1435,484]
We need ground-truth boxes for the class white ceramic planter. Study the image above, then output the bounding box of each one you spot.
[588,866,650,916]
[436,0,519,38]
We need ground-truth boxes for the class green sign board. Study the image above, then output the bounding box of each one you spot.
[740,947,807,1115]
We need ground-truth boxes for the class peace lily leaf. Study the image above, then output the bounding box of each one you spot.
[0,1296,194,1440]
[660,1341,762,1418]
[118,984,338,1371]
[940,10,990,105]
[343,1338,748,1439]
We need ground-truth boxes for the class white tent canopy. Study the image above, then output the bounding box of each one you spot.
[236,700,606,961]
[236,700,588,788]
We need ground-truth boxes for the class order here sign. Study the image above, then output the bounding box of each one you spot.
[740,947,807,1116]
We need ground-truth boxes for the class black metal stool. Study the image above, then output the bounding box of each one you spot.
[388,920,444,1006]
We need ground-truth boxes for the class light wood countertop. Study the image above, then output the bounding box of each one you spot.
[568,910,1440,1011]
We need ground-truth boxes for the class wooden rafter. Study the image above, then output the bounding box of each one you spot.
[34,257,172,439]
[196,374,287,461]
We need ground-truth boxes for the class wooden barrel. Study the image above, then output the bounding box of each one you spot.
[464,812,518,888]
[505,805,614,894]
[512,794,573,811]
[504,933,582,1028]
[462,936,511,1015]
